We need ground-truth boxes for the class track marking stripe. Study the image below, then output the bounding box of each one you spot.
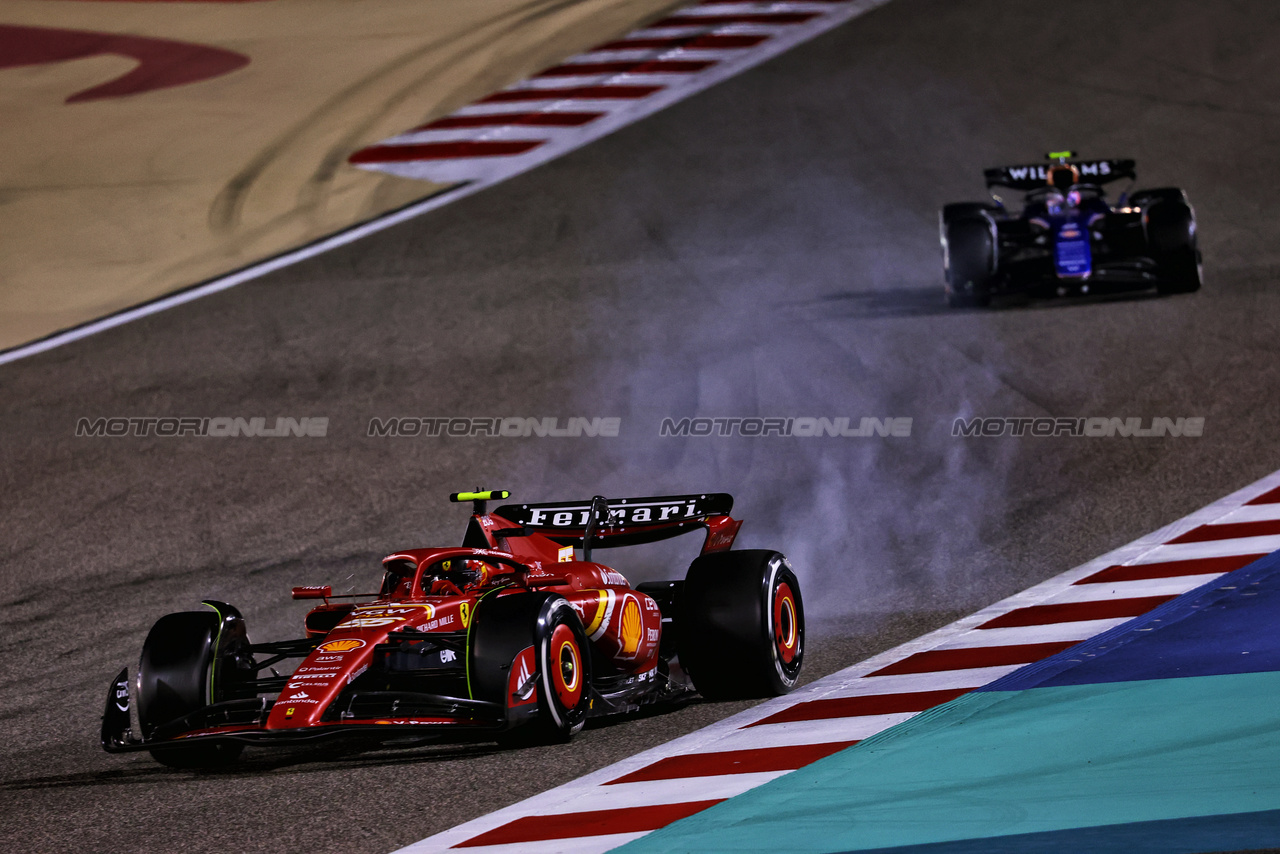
[595,33,771,50]
[1216,503,1280,523]
[1138,536,1280,562]
[1039,574,1228,602]
[348,141,544,163]
[867,641,1080,677]
[796,667,1015,698]
[977,595,1177,629]
[945,619,1132,648]
[700,714,922,750]
[451,800,726,848]
[536,59,717,76]
[1168,519,1280,544]
[652,12,819,25]
[444,837,647,854]
[744,688,969,727]
[697,715,919,751]
[523,773,788,812]
[479,85,665,103]
[1076,554,1264,585]
[1248,485,1280,505]
[417,113,605,130]
[605,742,857,784]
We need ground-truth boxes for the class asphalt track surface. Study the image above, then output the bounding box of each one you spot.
[3,1,1280,852]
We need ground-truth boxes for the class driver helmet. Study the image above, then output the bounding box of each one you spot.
[431,558,490,593]
[1047,163,1079,194]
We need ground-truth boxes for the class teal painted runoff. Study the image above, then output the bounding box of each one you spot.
[617,670,1280,853]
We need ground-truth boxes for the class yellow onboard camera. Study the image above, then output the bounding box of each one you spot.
[450,489,510,513]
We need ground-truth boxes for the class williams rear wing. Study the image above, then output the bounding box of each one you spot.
[493,493,741,555]
[984,158,1135,191]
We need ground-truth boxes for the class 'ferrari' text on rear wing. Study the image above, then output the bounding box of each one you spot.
[494,493,739,553]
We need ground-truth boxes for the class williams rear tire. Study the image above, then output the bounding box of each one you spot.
[1137,187,1201,295]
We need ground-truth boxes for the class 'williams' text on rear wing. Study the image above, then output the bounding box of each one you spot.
[984,158,1136,191]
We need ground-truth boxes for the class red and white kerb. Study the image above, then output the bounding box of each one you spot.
[349,0,894,186]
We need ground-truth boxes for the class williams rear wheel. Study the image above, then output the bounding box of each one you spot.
[1137,187,1202,295]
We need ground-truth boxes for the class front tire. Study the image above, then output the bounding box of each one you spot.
[471,593,592,746]
[941,207,997,307]
[678,550,804,700]
[535,599,591,740]
[136,610,244,768]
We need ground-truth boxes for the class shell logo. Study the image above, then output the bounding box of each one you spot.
[317,639,365,653]
[619,597,642,656]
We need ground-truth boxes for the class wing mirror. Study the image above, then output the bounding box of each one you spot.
[292,585,332,600]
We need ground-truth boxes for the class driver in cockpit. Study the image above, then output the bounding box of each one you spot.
[422,557,492,595]
[1032,162,1108,223]
[1040,162,1077,214]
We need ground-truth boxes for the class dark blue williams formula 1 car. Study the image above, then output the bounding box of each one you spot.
[940,151,1201,307]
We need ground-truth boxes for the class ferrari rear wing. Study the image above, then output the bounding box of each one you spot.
[984,158,1135,191]
[493,493,740,555]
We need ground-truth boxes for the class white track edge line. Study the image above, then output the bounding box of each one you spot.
[0,182,478,367]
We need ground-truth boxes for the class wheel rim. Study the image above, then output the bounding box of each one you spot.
[548,623,583,709]
[773,581,800,665]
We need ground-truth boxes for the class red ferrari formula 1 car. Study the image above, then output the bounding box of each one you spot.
[101,491,804,767]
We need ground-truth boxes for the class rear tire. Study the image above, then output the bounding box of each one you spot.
[1136,187,1201,295]
[678,550,804,700]
[941,207,997,307]
[1155,247,1202,295]
[137,611,244,768]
